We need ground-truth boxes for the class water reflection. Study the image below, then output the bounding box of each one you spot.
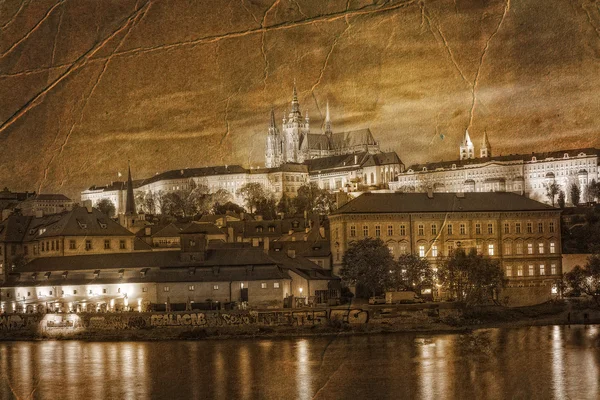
[0,325,598,399]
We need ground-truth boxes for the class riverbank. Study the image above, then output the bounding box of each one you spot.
[1,300,598,341]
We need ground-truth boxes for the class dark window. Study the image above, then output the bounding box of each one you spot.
[85,240,92,250]
[104,240,110,250]
[119,240,126,250]
[69,240,76,250]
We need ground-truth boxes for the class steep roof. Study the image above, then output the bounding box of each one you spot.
[362,152,403,167]
[332,192,558,215]
[302,134,331,151]
[0,215,32,243]
[29,194,72,201]
[37,207,135,238]
[329,128,377,151]
[139,165,248,186]
[304,152,369,172]
[181,222,225,235]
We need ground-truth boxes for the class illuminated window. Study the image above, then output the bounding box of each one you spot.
[375,226,381,237]
[504,243,511,255]
[400,244,407,254]
[527,243,533,254]
[400,225,406,236]
[350,226,356,237]
[274,282,280,289]
[516,242,523,254]
[363,226,369,237]
[213,285,219,290]
[550,242,555,254]
[475,223,481,234]
[188,285,195,291]
[476,244,482,254]
[540,264,545,275]
[388,246,394,256]
[551,264,557,275]
[163,286,170,292]
[432,245,438,257]
[460,224,466,235]
[419,245,425,258]
[506,266,512,277]
[488,244,494,256]
[431,224,437,235]
[418,225,424,236]
[387,225,393,236]
[538,243,544,254]
[517,265,523,276]
[261,283,267,289]
[529,265,534,276]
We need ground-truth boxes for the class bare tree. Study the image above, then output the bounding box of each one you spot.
[543,181,560,207]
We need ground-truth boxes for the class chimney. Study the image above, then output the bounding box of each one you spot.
[354,154,358,165]
[145,226,151,236]
[287,249,296,258]
[427,187,434,199]
[83,199,93,213]
[263,237,270,253]
[35,210,44,218]
[227,226,234,243]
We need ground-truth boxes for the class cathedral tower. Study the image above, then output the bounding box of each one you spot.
[460,130,475,160]
[324,101,332,136]
[480,130,491,158]
[281,83,310,163]
[265,108,282,168]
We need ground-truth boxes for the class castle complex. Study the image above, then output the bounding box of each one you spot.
[390,130,600,205]
[82,86,403,214]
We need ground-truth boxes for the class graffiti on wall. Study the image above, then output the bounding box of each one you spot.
[0,308,371,332]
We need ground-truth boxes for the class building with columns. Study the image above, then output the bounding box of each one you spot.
[390,131,599,205]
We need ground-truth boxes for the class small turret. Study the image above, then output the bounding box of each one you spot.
[324,101,332,136]
[459,130,475,160]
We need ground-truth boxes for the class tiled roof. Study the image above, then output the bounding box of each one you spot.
[0,215,32,243]
[181,222,225,235]
[330,128,377,150]
[303,151,402,173]
[30,194,72,201]
[362,152,403,167]
[332,192,558,214]
[139,165,248,186]
[37,207,135,238]
[302,134,331,151]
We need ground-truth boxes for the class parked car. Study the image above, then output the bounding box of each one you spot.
[386,291,425,304]
[368,296,386,305]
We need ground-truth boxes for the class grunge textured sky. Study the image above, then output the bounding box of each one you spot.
[1,0,599,199]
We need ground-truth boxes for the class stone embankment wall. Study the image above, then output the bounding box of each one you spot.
[1,303,598,340]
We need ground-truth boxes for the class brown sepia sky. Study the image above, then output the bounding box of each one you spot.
[0,0,599,199]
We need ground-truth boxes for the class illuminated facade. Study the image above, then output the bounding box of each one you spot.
[329,192,563,306]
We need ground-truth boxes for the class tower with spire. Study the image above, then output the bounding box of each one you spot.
[324,101,332,136]
[480,130,491,158]
[459,130,475,160]
[125,160,136,215]
[265,108,282,168]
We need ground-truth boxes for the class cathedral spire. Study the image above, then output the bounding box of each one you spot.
[324,100,332,135]
[125,160,136,215]
[290,80,300,116]
[269,107,276,132]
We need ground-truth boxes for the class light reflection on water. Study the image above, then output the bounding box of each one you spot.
[0,325,598,400]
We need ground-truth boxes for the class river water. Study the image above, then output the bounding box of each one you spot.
[0,325,599,400]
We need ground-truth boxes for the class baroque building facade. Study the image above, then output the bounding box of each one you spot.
[390,131,599,205]
[329,192,563,306]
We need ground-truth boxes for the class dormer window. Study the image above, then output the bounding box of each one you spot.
[140,268,149,277]
[531,156,536,161]
[256,226,263,233]
[452,164,456,169]
[97,219,107,229]
[578,152,586,157]
[94,270,100,278]
[62,271,68,279]
[77,220,88,229]
[44,272,51,280]
[118,269,124,278]
[564,153,569,159]
[423,167,427,172]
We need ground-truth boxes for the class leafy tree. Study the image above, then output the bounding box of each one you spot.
[213,201,245,215]
[96,199,116,217]
[564,255,600,306]
[570,183,581,206]
[557,190,566,209]
[543,182,560,207]
[437,248,504,305]
[277,192,295,216]
[255,196,278,220]
[585,179,599,203]
[392,253,434,294]
[340,237,395,297]
[237,182,269,214]
[293,182,336,215]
